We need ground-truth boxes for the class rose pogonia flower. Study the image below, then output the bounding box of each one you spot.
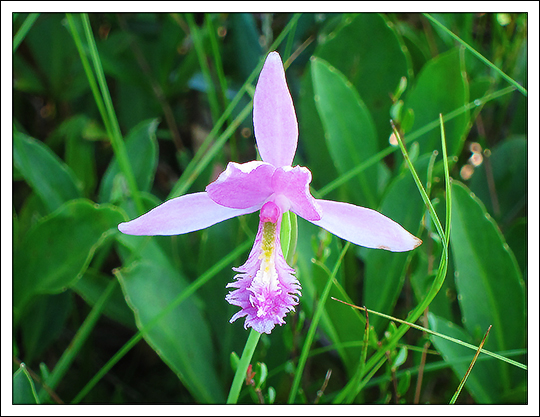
[118,51,422,334]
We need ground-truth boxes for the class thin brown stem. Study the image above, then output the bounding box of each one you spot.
[314,369,332,404]
[414,308,431,404]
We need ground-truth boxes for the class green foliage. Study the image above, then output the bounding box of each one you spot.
[13,364,40,404]
[12,12,528,405]
[311,57,382,207]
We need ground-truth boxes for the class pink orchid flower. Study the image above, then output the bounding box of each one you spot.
[118,51,422,334]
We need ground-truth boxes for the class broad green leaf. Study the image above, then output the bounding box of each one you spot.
[311,57,380,208]
[227,13,262,80]
[299,13,409,193]
[504,218,527,279]
[363,157,427,331]
[298,69,339,194]
[16,193,49,244]
[449,181,525,395]
[13,131,82,213]
[315,14,411,150]
[116,236,225,403]
[13,199,125,320]
[13,364,39,404]
[404,48,469,157]
[98,118,159,203]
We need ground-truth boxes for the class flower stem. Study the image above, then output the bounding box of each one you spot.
[227,328,261,404]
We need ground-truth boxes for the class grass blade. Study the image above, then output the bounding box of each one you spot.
[331,299,526,371]
[13,13,40,53]
[423,13,526,96]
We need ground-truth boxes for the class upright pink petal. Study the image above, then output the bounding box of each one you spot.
[271,166,322,221]
[118,192,260,236]
[206,161,275,209]
[309,199,422,252]
[226,201,301,334]
[253,51,298,167]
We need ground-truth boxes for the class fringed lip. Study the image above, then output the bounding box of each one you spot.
[226,202,301,334]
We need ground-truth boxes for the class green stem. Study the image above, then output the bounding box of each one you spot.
[288,242,351,404]
[283,14,298,62]
[78,14,144,214]
[13,13,40,53]
[423,13,526,96]
[226,329,262,404]
[39,279,117,403]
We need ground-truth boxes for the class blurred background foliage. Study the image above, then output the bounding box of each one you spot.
[12,12,527,404]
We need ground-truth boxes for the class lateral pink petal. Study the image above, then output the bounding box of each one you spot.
[309,199,422,252]
[253,51,298,167]
[271,166,322,221]
[118,192,259,236]
[206,161,275,209]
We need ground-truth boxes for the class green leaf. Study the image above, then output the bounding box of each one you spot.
[311,56,380,208]
[404,48,469,157]
[299,14,409,194]
[116,237,225,403]
[98,118,159,203]
[13,131,82,213]
[448,181,525,398]
[13,199,125,320]
[315,14,411,150]
[13,364,39,404]
[451,181,525,345]
[227,13,262,80]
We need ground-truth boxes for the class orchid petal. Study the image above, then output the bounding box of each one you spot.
[309,199,422,252]
[271,166,322,221]
[253,51,298,167]
[206,161,275,209]
[118,192,259,236]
